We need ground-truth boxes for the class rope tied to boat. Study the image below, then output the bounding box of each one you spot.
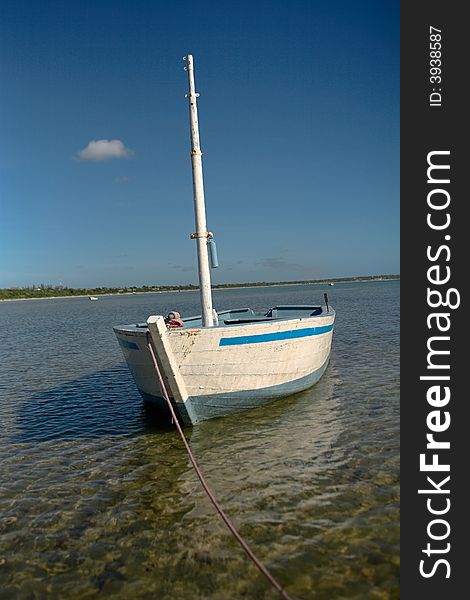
[146,332,294,600]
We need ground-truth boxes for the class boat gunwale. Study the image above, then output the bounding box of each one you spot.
[113,305,335,337]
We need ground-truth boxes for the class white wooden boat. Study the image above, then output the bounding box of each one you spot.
[114,55,335,425]
[89,296,98,301]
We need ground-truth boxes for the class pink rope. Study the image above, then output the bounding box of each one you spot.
[146,332,294,600]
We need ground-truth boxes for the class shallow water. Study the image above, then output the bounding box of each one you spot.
[0,282,399,599]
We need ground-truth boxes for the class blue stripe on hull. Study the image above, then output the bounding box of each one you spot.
[118,338,139,350]
[139,356,330,425]
[219,324,333,346]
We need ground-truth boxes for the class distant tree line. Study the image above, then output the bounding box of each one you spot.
[0,275,399,301]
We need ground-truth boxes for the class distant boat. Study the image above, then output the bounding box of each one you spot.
[114,55,335,425]
[329,282,335,286]
[89,296,98,301]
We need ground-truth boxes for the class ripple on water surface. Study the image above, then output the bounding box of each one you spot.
[0,282,399,599]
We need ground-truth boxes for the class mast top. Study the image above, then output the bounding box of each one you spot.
[183,54,195,72]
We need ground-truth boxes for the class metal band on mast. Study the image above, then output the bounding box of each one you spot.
[184,54,214,327]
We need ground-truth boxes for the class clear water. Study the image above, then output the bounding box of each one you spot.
[0,282,399,599]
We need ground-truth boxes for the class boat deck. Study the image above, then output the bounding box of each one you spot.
[115,305,334,334]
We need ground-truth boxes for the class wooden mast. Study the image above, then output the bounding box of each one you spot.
[184,54,214,327]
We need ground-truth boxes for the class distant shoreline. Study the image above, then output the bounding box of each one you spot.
[1,276,399,302]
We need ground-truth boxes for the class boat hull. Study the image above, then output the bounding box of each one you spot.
[114,309,334,425]
[140,357,330,423]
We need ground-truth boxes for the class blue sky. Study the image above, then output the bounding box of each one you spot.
[0,0,399,287]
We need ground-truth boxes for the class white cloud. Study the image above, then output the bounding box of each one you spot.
[78,139,133,161]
